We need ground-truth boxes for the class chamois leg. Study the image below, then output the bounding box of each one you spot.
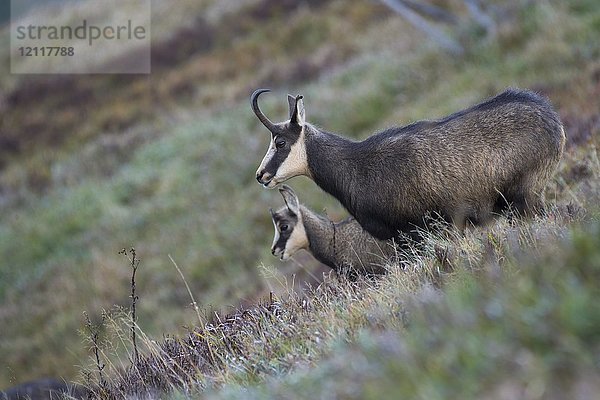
[499,190,545,220]
[510,169,549,218]
[453,202,494,231]
[515,192,545,217]
[450,203,471,232]
[469,207,494,227]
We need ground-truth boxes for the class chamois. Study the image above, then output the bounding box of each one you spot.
[270,185,394,277]
[253,88,565,240]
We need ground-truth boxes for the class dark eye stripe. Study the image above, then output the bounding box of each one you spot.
[264,145,292,176]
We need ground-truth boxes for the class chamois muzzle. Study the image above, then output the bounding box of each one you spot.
[271,243,283,259]
[256,170,273,186]
[251,89,276,132]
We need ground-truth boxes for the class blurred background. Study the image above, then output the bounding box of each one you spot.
[0,0,598,389]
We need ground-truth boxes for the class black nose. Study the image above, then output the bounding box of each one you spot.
[256,171,265,183]
[271,248,276,255]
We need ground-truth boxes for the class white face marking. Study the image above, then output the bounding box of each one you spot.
[271,217,281,254]
[281,214,308,261]
[274,132,309,184]
[257,137,277,187]
[256,125,310,188]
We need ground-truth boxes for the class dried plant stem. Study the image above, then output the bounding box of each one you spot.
[119,247,140,365]
[83,311,106,389]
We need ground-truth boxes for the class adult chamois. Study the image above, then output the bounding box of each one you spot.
[270,185,394,277]
[252,88,565,240]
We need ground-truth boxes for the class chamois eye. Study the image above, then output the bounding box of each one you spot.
[280,224,289,232]
[275,139,286,148]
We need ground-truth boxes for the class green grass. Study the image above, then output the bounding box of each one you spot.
[247,220,600,400]
[88,206,600,399]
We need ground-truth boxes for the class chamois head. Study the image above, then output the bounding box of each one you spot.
[252,89,309,188]
[269,185,308,260]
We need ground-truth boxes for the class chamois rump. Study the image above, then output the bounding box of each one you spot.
[270,185,393,277]
[253,88,565,240]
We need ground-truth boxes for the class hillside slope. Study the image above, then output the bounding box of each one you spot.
[89,174,600,398]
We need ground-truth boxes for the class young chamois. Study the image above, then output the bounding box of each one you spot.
[270,185,394,277]
[253,88,565,240]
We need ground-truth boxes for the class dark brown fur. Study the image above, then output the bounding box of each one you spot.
[255,88,566,240]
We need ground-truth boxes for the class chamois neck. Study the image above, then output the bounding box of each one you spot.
[305,126,356,204]
[299,205,338,269]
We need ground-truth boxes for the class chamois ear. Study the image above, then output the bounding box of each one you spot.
[287,95,296,119]
[279,185,300,215]
[288,94,305,127]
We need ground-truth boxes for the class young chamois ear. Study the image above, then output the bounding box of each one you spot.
[280,184,300,215]
[287,94,305,126]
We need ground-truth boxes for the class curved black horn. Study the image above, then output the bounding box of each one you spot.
[251,89,276,131]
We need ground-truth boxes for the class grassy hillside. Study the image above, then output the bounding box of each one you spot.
[204,219,600,400]
[88,178,600,398]
[0,0,599,393]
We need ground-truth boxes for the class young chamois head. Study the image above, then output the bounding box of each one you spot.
[269,185,308,261]
[252,89,310,188]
